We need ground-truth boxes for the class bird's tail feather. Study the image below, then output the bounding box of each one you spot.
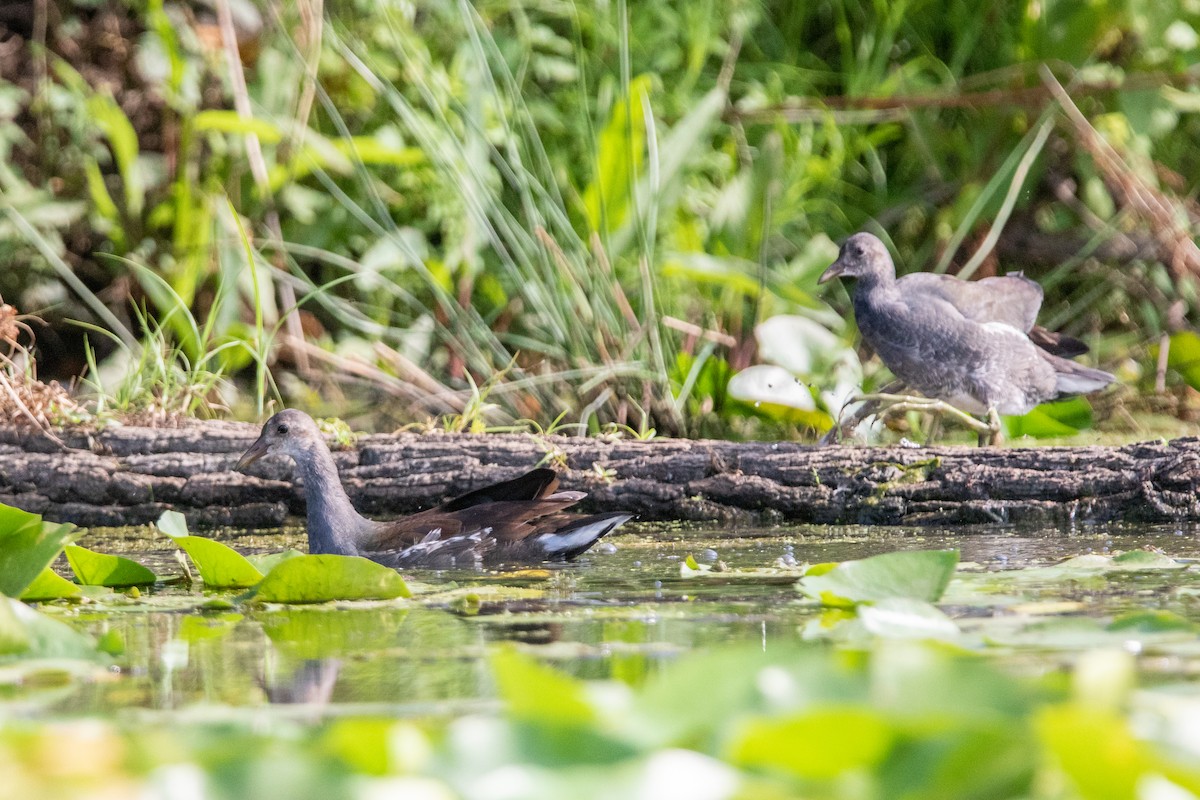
[537,512,633,559]
[1044,352,1115,397]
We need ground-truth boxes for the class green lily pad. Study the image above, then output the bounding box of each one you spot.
[247,549,306,574]
[64,545,156,587]
[798,550,960,606]
[156,510,264,589]
[728,707,894,780]
[491,646,595,725]
[19,568,83,601]
[165,537,264,589]
[251,555,411,604]
[857,598,961,640]
[0,504,76,598]
[0,596,102,661]
[154,509,190,538]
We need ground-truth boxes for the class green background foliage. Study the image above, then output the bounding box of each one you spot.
[2,0,1199,439]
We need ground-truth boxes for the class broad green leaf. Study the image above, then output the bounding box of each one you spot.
[798,550,960,606]
[1004,396,1092,438]
[1037,706,1147,800]
[1108,610,1197,633]
[20,568,83,601]
[252,555,410,604]
[154,509,190,539]
[1110,550,1185,570]
[1165,330,1200,391]
[0,595,31,654]
[491,646,595,725]
[158,499,262,588]
[170,537,264,589]
[247,549,305,574]
[3,597,102,661]
[728,708,894,780]
[857,598,961,640]
[0,504,76,598]
[64,545,156,587]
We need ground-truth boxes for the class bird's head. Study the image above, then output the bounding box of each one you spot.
[236,409,324,470]
[819,232,895,285]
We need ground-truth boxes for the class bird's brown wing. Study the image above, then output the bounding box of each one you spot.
[359,469,581,552]
[436,467,559,511]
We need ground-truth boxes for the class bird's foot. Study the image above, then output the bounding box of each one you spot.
[854,393,1000,446]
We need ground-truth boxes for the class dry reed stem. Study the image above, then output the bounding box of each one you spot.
[1040,65,1200,283]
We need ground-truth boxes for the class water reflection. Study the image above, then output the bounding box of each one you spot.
[32,521,1200,718]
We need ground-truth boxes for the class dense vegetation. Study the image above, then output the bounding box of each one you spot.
[2,0,1200,439]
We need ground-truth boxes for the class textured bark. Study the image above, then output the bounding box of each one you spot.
[0,421,1198,529]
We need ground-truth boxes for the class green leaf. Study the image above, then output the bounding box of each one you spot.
[728,708,894,780]
[154,509,190,538]
[0,596,101,661]
[0,504,76,598]
[491,646,595,725]
[857,598,961,640]
[251,555,410,604]
[1003,396,1092,439]
[64,545,156,587]
[1108,610,1198,633]
[247,549,305,574]
[0,596,31,655]
[159,506,263,588]
[1165,330,1200,391]
[20,568,83,601]
[798,550,959,606]
[1110,550,1185,570]
[1037,706,1148,800]
[169,537,264,589]
[192,109,284,143]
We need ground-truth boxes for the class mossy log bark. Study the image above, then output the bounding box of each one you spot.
[0,422,1198,529]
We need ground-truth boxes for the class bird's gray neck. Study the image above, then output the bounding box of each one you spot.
[293,444,368,556]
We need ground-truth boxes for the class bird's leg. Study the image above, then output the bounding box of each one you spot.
[981,407,1003,447]
[856,393,998,443]
[819,380,907,445]
[924,413,944,445]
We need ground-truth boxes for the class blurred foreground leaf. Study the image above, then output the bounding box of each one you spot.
[0,504,76,598]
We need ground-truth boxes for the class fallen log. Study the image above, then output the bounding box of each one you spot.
[0,422,1197,529]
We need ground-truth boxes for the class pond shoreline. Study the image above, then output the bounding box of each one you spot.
[2,422,1198,529]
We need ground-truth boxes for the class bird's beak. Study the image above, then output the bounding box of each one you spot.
[818,257,846,284]
[235,436,271,471]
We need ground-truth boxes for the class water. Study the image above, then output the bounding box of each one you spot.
[33,521,1200,719]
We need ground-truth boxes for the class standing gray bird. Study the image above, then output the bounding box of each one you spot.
[818,232,1114,443]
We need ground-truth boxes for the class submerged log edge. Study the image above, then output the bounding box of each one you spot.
[1,422,1199,530]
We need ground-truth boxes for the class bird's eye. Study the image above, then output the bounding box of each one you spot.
[276,424,289,435]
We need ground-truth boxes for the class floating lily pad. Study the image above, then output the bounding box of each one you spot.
[156,511,266,589]
[252,555,411,604]
[64,545,156,587]
[798,550,960,606]
[857,598,961,640]
[0,596,102,661]
[248,549,306,574]
[19,568,82,601]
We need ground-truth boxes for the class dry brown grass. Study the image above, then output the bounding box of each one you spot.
[0,302,85,440]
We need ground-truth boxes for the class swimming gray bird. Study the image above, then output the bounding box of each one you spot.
[819,232,1114,442]
[236,409,631,567]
